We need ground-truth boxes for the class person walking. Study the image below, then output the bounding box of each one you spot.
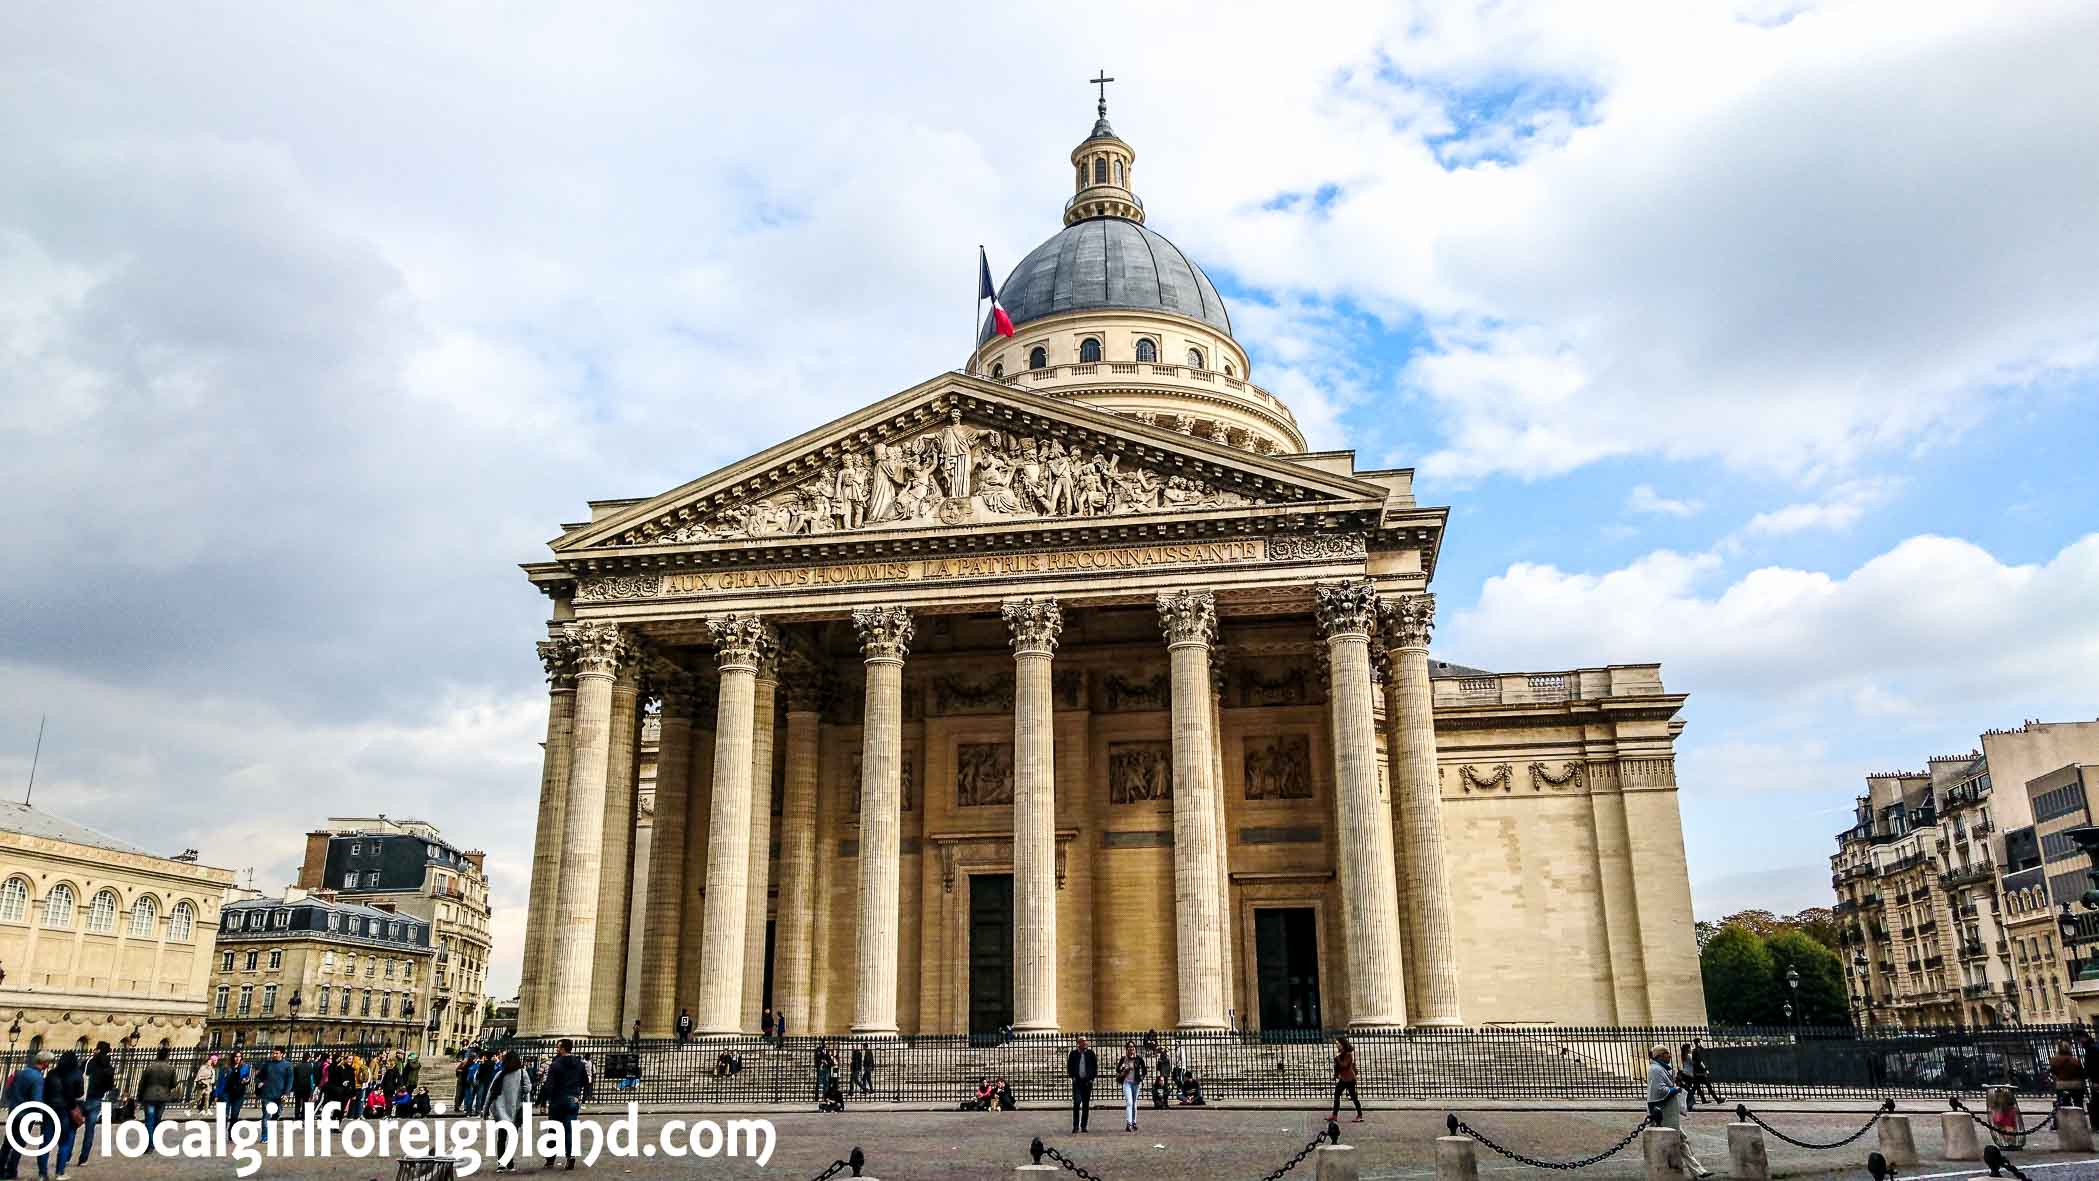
[856,1045,875,1096]
[291,1052,316,1117]
[74,1043,115,1167]
[483,1051,528,1174]
[813,1043,836,1105]
[256,1047,293,1142]
[1328,1036,1363,1123]
[846,1046,865,1099]
[2051,1040,2087,1109]
[536,1039,592,1171]
[1,1050,50,1181]
[1648,1045,1712,1178]
[775,1011,788,1045]
[190,1054,217,1112]
[1066,1035,1098,1134]
[401,1052,421,1098]
[676,1009,693,1043]
[41,1049,84,1180]
[760,1009,775,1046]
[216,1050,251,1124]
[1116,1042,1146,1132]
[453,1051,474,1114]
[473,1052,498,1114]
[1689,1039,1721,1107]
[135,1045,179,1140]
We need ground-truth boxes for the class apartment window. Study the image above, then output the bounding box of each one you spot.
[275,909,291,929]
[221,951,234,972]
[360,990,371,1016]
[317,990,330,1015]
[214,986,229,1015]
[243,950,258,971]
[342,872,357,889]
[380,994,391,1018]
[350,841,361,856]
[345,955,356,978]
[402,962,415,984]
[322,951,336,974]
[261,984,277,1014]
[237,985,253,1016]
[267,949,282,970]
[339,987,350,1014]
[365,959,376,978]
[384,959,395,979]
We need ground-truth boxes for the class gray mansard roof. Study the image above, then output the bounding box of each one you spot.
[0,799,148,856]
[984,217,1232,344]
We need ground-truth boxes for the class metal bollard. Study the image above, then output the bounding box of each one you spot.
[1436,1135,1479,1181]
[1878,1114,1919,1167]
[2058,1105,2096,1152]
[1727,1123,1770,1181]
[1313,1143,1360,1181]
[1941,1111,1982,1161]
[1643,1127,1689,1181]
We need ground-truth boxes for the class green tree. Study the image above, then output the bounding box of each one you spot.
[1785,907,1845,954]
[1766,929,1849,1025]
[1701,924,1778,1024]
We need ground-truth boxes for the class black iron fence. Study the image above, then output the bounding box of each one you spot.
[485,1023,2089,1108]
[0,1039,444,1107]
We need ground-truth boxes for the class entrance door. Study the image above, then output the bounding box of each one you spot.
[1254,907,1322,1034]
[969,873,1015,1037]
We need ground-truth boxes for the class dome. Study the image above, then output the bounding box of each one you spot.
[982,217,1231,345]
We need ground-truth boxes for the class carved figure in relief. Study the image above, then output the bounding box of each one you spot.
[867,442,906,524]
[1043,440,1077,516]
[833,453,869,529]
[1076,454,1109,516]
[956,744,1015,807]
[1108,742,1173,804]
[1243,735,1313,800]
[975,447,1023,513]
[933,408,983,499]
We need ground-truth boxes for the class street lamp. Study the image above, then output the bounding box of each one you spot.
[1786,965,1801,1025]
[8,1012,20,1074]
[287,989,302,1048]
[123,1024,141,1097]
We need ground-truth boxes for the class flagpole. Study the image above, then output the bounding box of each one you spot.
[967,245,983,376]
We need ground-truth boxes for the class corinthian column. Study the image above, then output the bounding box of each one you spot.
[695,615,775,1036]
[773,647,824,1037]
[545,620,627,1035]
[1318,581,1408,1028]
[741,652,780,1029]
[519,635,577,1035]
[591,644,647,1034]
[852,605,913,1038]
[1158,589,1226,1031]
[1379,593,1462,1026]
[1004,597,1062,1033]
[637,663,699,1035]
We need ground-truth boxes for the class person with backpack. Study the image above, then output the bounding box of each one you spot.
[0,1050,51,1180]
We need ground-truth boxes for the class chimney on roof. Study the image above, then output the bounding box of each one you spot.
[170,849,199,863]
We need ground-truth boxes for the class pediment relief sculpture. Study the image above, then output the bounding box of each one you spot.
[612,407,1260,547]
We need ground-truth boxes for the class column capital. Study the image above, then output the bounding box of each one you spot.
[853,605,914,663]
[1002,597,1063,656]
[562,620,630,678]
[1377,592,1437,650]
[707,614,777,672]
[1315,579,1380,641]
[1156,589,1217,649]
[538,636,579,690]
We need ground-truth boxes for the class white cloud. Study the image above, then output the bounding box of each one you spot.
[1627,483,1703,518]
[1743,477,1898,535]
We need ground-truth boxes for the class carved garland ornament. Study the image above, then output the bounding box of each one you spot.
[574,574,661,604]
[1269,534,1368,561]
[613,405,1258,546]
[1528,761,1586,792]
[1459,763,1512,793]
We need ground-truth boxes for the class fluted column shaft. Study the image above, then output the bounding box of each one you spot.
[1381,593,1463,1026]
[852,605,913,1038]
[520,637,577,1035]
[773,687,823,1035]
[676,691,717,1029]
[1319,582,1408,1028]
[1209,651,1234,1025]
[545,620,626,1035]
[696,616,773,1035]
[1005,597,1062,1033]
[637,668,698,1035]
[741,665,780,1029]
[590,653,645,1034]
[1159,590,1226,1030]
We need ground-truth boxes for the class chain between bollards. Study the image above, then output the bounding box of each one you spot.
[1444,1111,1651,1169]
[808,1145,867,1181]
[1949,1097,2059,1137]
[1030,1135,1108,1181]
[1731,1099,1892,1151]
[1252,1117,1344,1181]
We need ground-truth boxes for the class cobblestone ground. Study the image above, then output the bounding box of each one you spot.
[34,1102,2099,1179]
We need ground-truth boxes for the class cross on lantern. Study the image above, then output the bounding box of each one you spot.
[1090,70,1115,114]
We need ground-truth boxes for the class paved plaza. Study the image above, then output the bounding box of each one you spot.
[40,1102,2099,1179]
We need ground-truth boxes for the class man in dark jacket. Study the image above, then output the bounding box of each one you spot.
[536,1040,593,1171]
[1066,1036,1098,1134]
[676,1009,693,1043]
[257,1048,294,1142]
[135,1046,180,1140]
[76,1043,117,1166]
[0,1051,50,1180]
[291,1054,315,1116]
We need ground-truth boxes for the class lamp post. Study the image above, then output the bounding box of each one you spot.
[1786,965,1801,1025]
[8,1012,20,1077]
[1852,951,1871,1029]
[287,989,302,1049]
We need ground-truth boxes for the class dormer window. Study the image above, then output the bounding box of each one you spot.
[1079,337,1102,363]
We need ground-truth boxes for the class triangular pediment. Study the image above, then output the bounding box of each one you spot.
[554,374,1385,555]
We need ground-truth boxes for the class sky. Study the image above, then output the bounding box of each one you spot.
[3,1,2097,999]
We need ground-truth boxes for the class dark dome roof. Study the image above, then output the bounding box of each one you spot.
[982,217,1231,344]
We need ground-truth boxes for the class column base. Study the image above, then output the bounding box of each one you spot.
[1175,1019,1227,1032]
[1410,1016,1466,1028]
[1347,1017,1407,1031]
[1012,1021,1060,1034]
[849,1028,902,1040]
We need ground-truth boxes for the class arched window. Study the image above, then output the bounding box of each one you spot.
[1113,159,1123,185]
[1079,338,1102,363]
[1135,339,1157,363]
[86,890,118,933]
[129,895,159,938]
[1223,361,1235,377]
[43,883,76,929]
[0,878,28,923]
[1186,347,1205,369]
[1028,346,1048,370]
[990,361,1003,378]
[169,901,194,942]
[1093,158,1107,184]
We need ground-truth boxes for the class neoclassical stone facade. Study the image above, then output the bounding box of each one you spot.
[514,101,1704,1037]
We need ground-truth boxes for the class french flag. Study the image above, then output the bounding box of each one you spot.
[980,247,1014,337]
